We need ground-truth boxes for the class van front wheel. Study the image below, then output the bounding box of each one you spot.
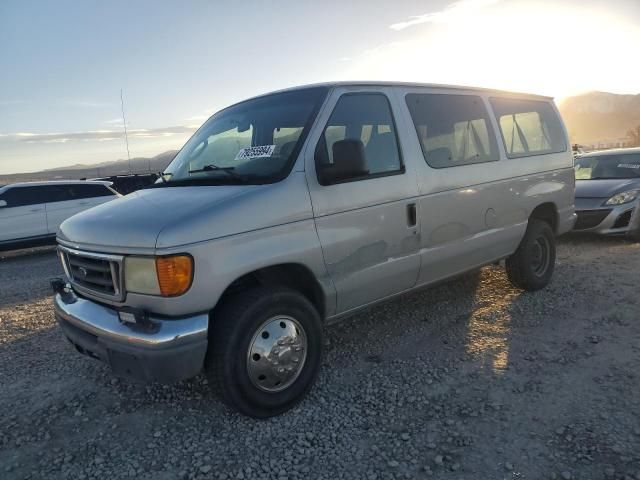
[505,219,556,291]
[206,286,323,418]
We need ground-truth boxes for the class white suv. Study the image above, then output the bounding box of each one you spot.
[0,181,119,251]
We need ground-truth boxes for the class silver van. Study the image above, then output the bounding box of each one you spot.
[52,82,576,417]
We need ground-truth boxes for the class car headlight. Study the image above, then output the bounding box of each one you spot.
[604,190,640,206]
[124,255,193,297]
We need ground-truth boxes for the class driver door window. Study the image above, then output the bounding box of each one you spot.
[315,93,403,185]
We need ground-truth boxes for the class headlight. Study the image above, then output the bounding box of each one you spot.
[124,254,193,297]
[124,257,160,295]
[604,190,640,206]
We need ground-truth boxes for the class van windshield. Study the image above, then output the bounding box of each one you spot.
[157,87,328,186]
[575,154,640,180]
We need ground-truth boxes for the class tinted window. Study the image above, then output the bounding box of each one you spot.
[2,186,59,207]
[405,94,499,168]
[69,184,114,199]
[315,93,403,183]
[46,184,115,202]
[575,154,640,180]
[490,97,566,158]
[52,185,76,202]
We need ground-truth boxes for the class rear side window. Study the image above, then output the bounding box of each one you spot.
[71,184,115,199]
[405,94,499,168]
[49,184,115,202]
[489,97,566,158]
[2,186,58,206]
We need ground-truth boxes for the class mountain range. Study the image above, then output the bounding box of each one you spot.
[0,150,178,185]
[2,91,639,184]
[558,91,640,146]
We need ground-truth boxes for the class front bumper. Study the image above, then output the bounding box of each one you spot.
[54,289,209,383]
[573,200,639,236]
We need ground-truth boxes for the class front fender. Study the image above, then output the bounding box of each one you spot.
[147,219,336,318]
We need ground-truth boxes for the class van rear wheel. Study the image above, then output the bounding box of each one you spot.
[505,219,556,291]
[206,286,323,418]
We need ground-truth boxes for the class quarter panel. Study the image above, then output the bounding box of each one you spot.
[415,178,525,285]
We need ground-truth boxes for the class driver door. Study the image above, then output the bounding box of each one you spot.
[305,88,421,314]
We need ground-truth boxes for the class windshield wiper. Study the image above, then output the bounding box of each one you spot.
[188,164,246,180]
[157,171,172,183]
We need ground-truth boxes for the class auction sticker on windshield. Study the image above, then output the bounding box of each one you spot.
[235,145,276,160]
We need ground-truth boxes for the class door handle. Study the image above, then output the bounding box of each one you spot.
[406,203,417,227]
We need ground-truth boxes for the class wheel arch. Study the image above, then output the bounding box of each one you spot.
[529,202,559,234]
[214,263,327,320]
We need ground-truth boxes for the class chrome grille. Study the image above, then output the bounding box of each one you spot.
[58,246,124,301]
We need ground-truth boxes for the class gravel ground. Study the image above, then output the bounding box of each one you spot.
[1,237,639,480]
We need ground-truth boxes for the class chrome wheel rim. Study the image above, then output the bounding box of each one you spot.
[246,315,307,393]
[531,235,551,277]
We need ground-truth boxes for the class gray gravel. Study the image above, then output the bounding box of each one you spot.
[1,236,640,479]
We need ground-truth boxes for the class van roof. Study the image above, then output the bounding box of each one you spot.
[253,81,554,101]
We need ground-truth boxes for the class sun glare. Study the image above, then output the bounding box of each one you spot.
[343,2,640,100]
[465,270,521,373]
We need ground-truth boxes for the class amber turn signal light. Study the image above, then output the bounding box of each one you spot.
[155,255,193,297]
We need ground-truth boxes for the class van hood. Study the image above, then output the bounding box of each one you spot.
[58,173,312,251]
[575,178,640,199]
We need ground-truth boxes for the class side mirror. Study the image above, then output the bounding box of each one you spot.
[0,200,7,208]
[318,139,369,185]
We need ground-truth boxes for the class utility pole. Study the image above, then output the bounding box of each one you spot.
[120,89,132,174]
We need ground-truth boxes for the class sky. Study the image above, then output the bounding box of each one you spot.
[1,0,640,174]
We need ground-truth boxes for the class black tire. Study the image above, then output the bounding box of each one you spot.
[505,219,556,291]
[206,286,323,418]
